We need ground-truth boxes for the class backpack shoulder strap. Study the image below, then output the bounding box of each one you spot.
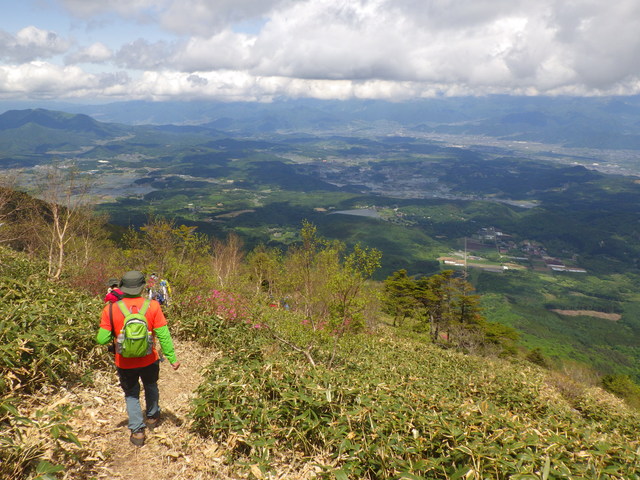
[108,302,115,336]
[116,300,131,317]
[139,299,151,316]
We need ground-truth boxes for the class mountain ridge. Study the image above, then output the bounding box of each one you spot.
[4,96,640,149]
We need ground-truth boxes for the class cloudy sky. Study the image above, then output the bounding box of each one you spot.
[2,0,640,103]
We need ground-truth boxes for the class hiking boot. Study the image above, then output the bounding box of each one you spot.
[130,430,146,447]
[145,416,160,429]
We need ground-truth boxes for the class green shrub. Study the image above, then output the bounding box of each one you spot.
[602,374,640,409]
[526,347,549,368]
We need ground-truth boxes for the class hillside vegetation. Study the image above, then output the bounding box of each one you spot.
[0,246,106,479]
[2,204,640,478]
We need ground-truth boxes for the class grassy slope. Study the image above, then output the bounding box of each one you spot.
[190,315,640,479]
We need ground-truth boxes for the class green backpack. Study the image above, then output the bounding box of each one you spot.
[115,300,153,358]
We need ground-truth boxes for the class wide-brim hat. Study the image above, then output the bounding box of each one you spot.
[106,277,120,288]
[119,271,146,296]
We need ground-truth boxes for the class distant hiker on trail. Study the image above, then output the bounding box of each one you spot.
[104,277,124,303]
[147,273,172,305]
[147,273,161,302]
[96,270,181,447]
[147,273,158,299]
[158,278,172,305]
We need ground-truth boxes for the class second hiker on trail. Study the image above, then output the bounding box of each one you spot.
[96,270,181,447]
[104,277,124,303]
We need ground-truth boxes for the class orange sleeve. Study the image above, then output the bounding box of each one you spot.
[148,300,167,329]
[100,304,113,331]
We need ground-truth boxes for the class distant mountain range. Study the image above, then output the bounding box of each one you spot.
[3,95,640,150]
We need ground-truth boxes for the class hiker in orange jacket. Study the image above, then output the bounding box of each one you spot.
[96,270,180,446]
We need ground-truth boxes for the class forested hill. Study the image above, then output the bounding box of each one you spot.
[2,242,640,479]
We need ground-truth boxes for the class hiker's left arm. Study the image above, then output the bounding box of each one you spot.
[154,325,178,364]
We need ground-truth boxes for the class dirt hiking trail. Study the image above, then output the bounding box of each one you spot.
[68,340,235,480]
[40,339,319,479]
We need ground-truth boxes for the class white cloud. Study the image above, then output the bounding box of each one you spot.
[250,0,412,80]
[0,62,98,98]
[390,0,533,30]
[129,70,261,101]
[160,0,287,36]
[171,31,256,71]
[65,42,113,64]
[552,1,640,89]
[59,0,285,34]
[0,26,71,62]
[115,39,176,69]
[4,0,640,100]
